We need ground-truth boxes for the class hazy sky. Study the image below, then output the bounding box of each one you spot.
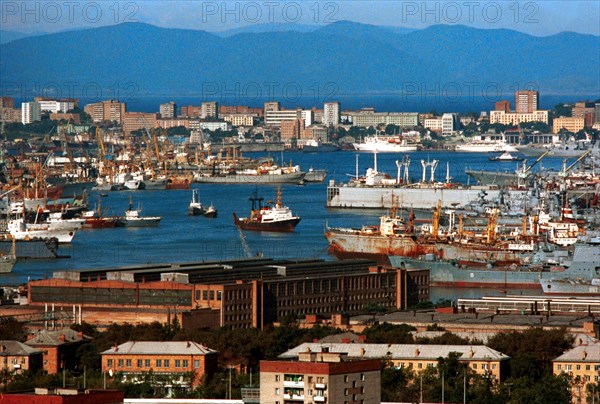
[1,0,599,36]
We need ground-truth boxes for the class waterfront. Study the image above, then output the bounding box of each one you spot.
[2,150,572,301]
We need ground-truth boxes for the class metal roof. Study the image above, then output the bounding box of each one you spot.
[102,341,217,356]
[280,343,510,362]
[0,340,42,356]
[554,342,600,363]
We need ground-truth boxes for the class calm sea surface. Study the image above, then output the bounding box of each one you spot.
[3,151,571,300]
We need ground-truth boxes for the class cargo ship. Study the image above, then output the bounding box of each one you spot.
[233,189,300,232]
[325,153,526,209]
[0,237,61,259]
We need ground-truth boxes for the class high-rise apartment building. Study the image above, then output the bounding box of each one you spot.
[84,100,126,123]
[323,102,340,126]
[495,100,511,113]
[201,101,218,119]
[159,101,177,118]
[21,102,41,124]
[515,90,539,113]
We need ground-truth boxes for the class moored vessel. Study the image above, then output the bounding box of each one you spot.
[233,189,300,232]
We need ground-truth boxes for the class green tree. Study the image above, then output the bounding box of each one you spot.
[363,322,415,343]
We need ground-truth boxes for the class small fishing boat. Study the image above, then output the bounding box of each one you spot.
[188,189,204,216]
[118,196,161,227]
[203,205,217,218]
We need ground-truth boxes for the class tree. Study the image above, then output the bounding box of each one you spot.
[553,103,573,118]
[363,322,415,344]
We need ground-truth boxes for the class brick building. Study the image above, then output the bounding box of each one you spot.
[25,328,90,374]
[83,100,126,123]
[571,101,596,127]
[102,341,217,391]
[261,350,381,404]
[27,259,429,330]
[0,340,43,375]
[0,388,124,404]
[515,90,539,113]
[0,96,15,108]
[181,105,202,118]
[280,118,303,141]
[220,105,263,117]
[495,100,511,113]
[122,112,159,135]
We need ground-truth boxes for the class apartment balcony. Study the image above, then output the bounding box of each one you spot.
[314,395,327,402]
[283,380,304,388]
[315,383,327,389]
[283,393,305,401]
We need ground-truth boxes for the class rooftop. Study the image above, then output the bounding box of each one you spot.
[102,341,217,356]
[0,340,41,356]
[25,328,89,347]
[554,343,600,363]
[280,343,510,362]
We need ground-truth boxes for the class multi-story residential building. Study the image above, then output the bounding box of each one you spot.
[495,100,511,113]
[35,99,75,114]
[302,124,328,142]
[25,328,89,374]
[595,103,600,123]
[350,111,419,128]
[265,109,302,127]
[201,101,218,119]
[280,118,303,141]
[264,101,280,114]
[0,96,15,108]
[553,343,600,403]
[0,340,43,375]
[261,349,381,404]
[220,105,263,117]
[84,100,126,123]
[180,105,202,118]
[553,116,585,134]
[0,107,21,123]
[571,102,596,127]
[281,343,510,382]
[160,101,177,118]
[157,118,190,130]
[515,90,539,113]
[27,259,429,330]
[301,109,314,127]
[122,112,159,135]
[102,341,217,391]
[489,110,549,125]
[441,113,460,136]
[223,113,257,127]
[323,102,340,127]
[21,101,41,124]
[423,117,443,131]
[34,97,79,109]
[189,120,232,132]
[312,108,324,123]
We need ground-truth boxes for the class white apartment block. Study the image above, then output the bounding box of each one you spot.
[489,110,549,125]
[159,102,177,118]
[323,102,340,126]
[442,113,460,136]
[301,110,314,127]
[37,100,75,113]
[265,109,302,127]
[350,112,419,128]
[201,102,219,119]
[21,102,42,124]
[190,120,231,131]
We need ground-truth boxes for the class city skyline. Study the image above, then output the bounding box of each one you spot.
[1,0,599,37]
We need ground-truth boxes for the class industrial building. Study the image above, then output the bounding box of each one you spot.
[27,258,429,330]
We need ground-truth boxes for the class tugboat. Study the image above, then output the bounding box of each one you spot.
[233,189,300,232]
[188,189,205,215]
[118,196,161,227]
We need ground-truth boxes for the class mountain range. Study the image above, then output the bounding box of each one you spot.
[1,21,598,104]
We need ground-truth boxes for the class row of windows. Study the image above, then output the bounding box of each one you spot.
[195,290,222,301]
[2,358,27,365]
[395,362,497,370]
[275,375,325,383]
[107,358,199,369]
[226,288,251,301]
[268,276,396,297]
[557,364,600,371]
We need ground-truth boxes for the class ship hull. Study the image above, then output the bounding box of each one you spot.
[303,145,340,152]
[304,170,327,183]
[325,230,436,265]
[465,169,519,186]
[234,213,300,232]
[390,257,550,289]
[0,256,16,273]
[195,172,305,184]
[83,218,119,229]
[326,183,521,209]
[119,218,161,227]
[0,238,60,259]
